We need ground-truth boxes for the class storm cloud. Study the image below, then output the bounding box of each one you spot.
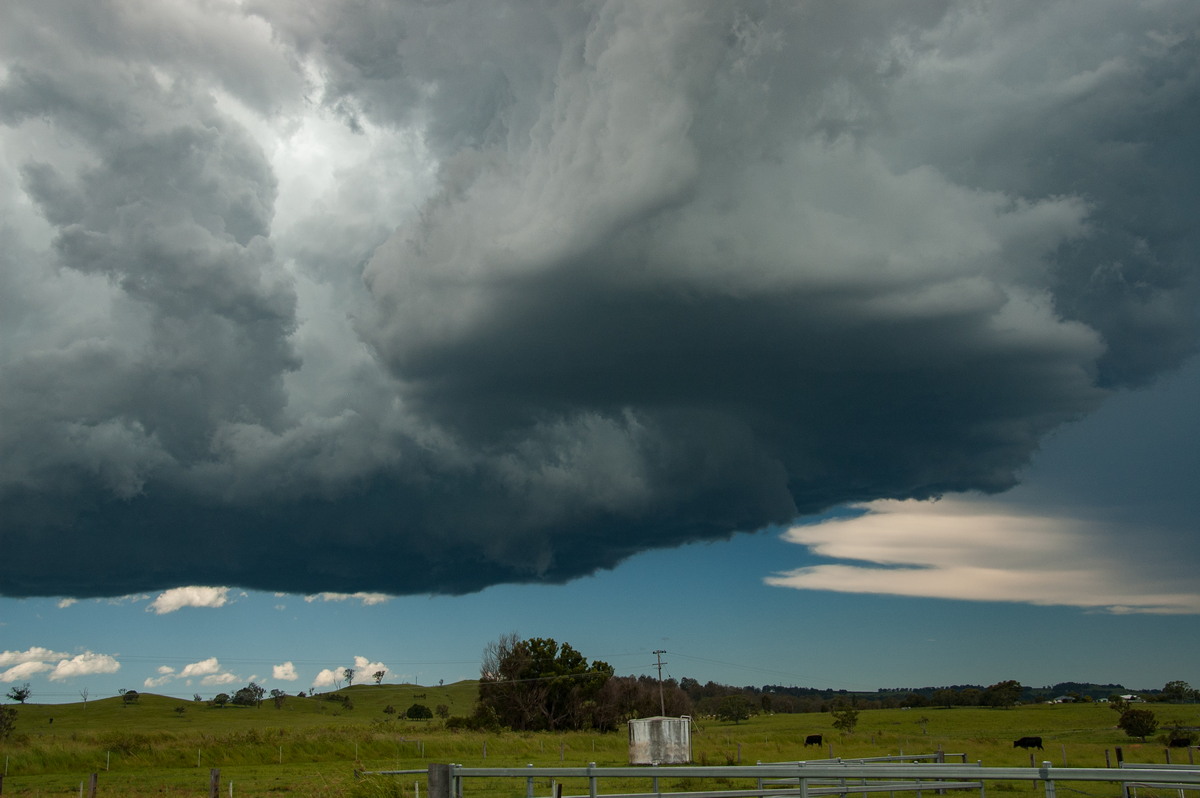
[1,1,1197,598]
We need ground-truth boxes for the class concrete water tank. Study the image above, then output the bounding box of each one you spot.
[628,716,692,764]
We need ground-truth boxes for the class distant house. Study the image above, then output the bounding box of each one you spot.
[1051,696,1077,703]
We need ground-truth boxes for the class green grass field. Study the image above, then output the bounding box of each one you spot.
[1,687,1196,797]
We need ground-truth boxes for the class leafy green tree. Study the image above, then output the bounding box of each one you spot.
[343,667,355,686]
[1118,708,1159,741]
[478,633,614,731]
[831,706,860,733]
[406,703,433,720]
[0,704,16,739]
[716,694,754,724]
[932,689,957,708]
[983,680,1023,708]
[121,690,140,705]
[373,670,386,686]
[232,682,265,707]
[1162,681,1193,703]
[1108,694,1130,713]
[211,693,230,708]
[6,683,31,704]
[435,704,450,718]
[270,689,287,709]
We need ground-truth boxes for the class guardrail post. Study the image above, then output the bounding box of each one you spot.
[589,762,598,798]
[1041,762,1056,798]
[429,764,453,798]
[653,763,661,796]
[527,763,534,798]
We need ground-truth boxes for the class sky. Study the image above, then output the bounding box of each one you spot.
[1,1,1198,704]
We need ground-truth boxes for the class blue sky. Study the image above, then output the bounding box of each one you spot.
[2,1,1199,704]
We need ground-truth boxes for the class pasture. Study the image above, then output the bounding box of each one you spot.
[1,688,1196,797]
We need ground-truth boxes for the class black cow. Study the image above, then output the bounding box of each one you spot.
[1013,737,1043,750]
[805,734,822,747]
[1168,738,1193,748]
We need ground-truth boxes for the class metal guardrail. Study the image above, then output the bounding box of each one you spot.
[408,762,1200,798]
[1117,762,1200,798]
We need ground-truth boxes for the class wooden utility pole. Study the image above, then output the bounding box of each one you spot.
[653,651,667,716]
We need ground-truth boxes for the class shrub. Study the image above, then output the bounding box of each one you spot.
[1118,708,1159,741]
[406,703,433,720]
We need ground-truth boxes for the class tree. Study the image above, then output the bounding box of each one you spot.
[232,682,265,707]
[270,689,288,709]
[983,680,1023,709]
[406,703,433,720]
[6,683,31,704]
[478,633,614,731]
[122,690,140,705]
[343,667,355,686]
[716,694,754,724]
[373,670,386,686]
[211,693,230,708]
[0,704,16,739]
[831,706,860,733]
[174,705,187,716]
[1118,708,1159,741]
[1162,681,1193,703]
[1108,694,1130,713]
[436,704,450,718]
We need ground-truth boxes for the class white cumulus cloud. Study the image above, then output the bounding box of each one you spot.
[147,587,233,614]
[311,668,339,689]
[49,651,121,681]
[179,657,222,678]
[201,672,239,686]
[273,661,298,681]
[0,646,68,666]
[1,660,52,682]
[303,592,391,606]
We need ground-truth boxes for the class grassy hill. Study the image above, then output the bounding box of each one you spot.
[7,680,481,734]
[1,687,1196,797]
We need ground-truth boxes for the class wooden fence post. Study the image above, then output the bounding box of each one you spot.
[428,763,453,798]
[209,768,220,798]
[87,772,98,797]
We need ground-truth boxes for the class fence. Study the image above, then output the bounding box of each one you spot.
[1118,762,1200,798]
[413,761,1200,798]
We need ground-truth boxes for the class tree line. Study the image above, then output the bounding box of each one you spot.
[458,635,1197,734]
